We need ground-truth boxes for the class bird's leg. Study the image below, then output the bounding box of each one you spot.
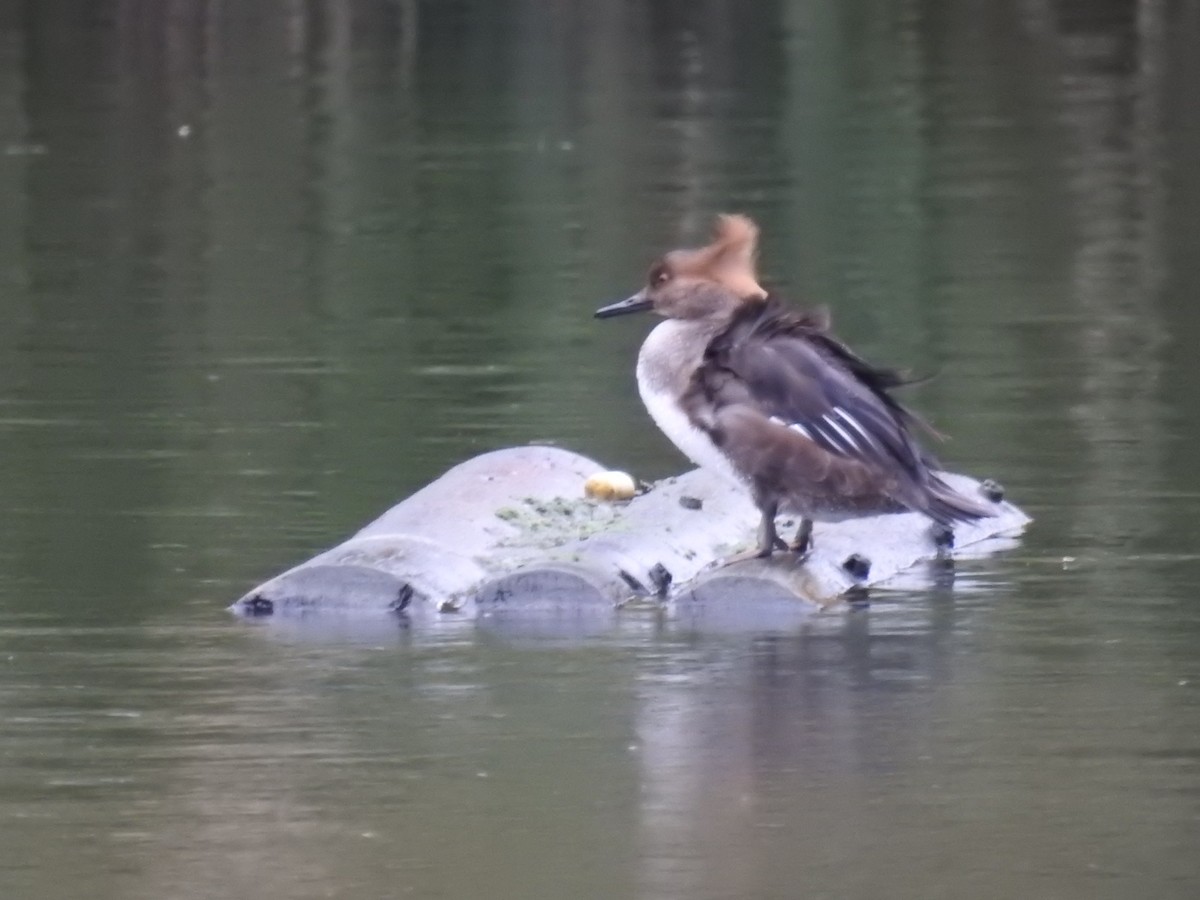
[789,517,813,556]
[714,499,786,567]
[756,500,785,557]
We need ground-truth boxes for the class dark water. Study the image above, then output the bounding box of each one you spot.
[2,1,1200,897]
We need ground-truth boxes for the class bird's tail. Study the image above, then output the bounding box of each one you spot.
[924,476,996,526]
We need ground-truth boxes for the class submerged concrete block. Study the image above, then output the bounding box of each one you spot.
[231,445,1030,619]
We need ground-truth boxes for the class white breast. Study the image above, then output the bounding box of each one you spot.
[635,320,748,490]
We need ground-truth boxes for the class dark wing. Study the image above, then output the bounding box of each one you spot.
[688,298,932,485]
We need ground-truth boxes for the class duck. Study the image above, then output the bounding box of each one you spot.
[595,213,993,558]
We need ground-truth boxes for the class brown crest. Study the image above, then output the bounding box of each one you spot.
[677,214,766,299]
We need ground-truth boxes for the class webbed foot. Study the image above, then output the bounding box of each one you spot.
[789,518,814,556]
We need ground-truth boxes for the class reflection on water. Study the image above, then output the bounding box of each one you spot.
[2,1,1200,898]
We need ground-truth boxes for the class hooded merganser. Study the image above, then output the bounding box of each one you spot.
[595,214,993,558]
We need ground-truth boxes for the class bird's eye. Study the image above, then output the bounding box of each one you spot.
[648,264,671,287]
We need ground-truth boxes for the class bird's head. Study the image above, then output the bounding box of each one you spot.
[596,214,767,322]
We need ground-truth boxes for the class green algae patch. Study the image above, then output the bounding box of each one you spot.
[492,495,627,550]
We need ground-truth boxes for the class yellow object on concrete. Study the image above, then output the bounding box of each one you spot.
[584,470,637,502]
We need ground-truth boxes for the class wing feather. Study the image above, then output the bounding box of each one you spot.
[687,298,929,485]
